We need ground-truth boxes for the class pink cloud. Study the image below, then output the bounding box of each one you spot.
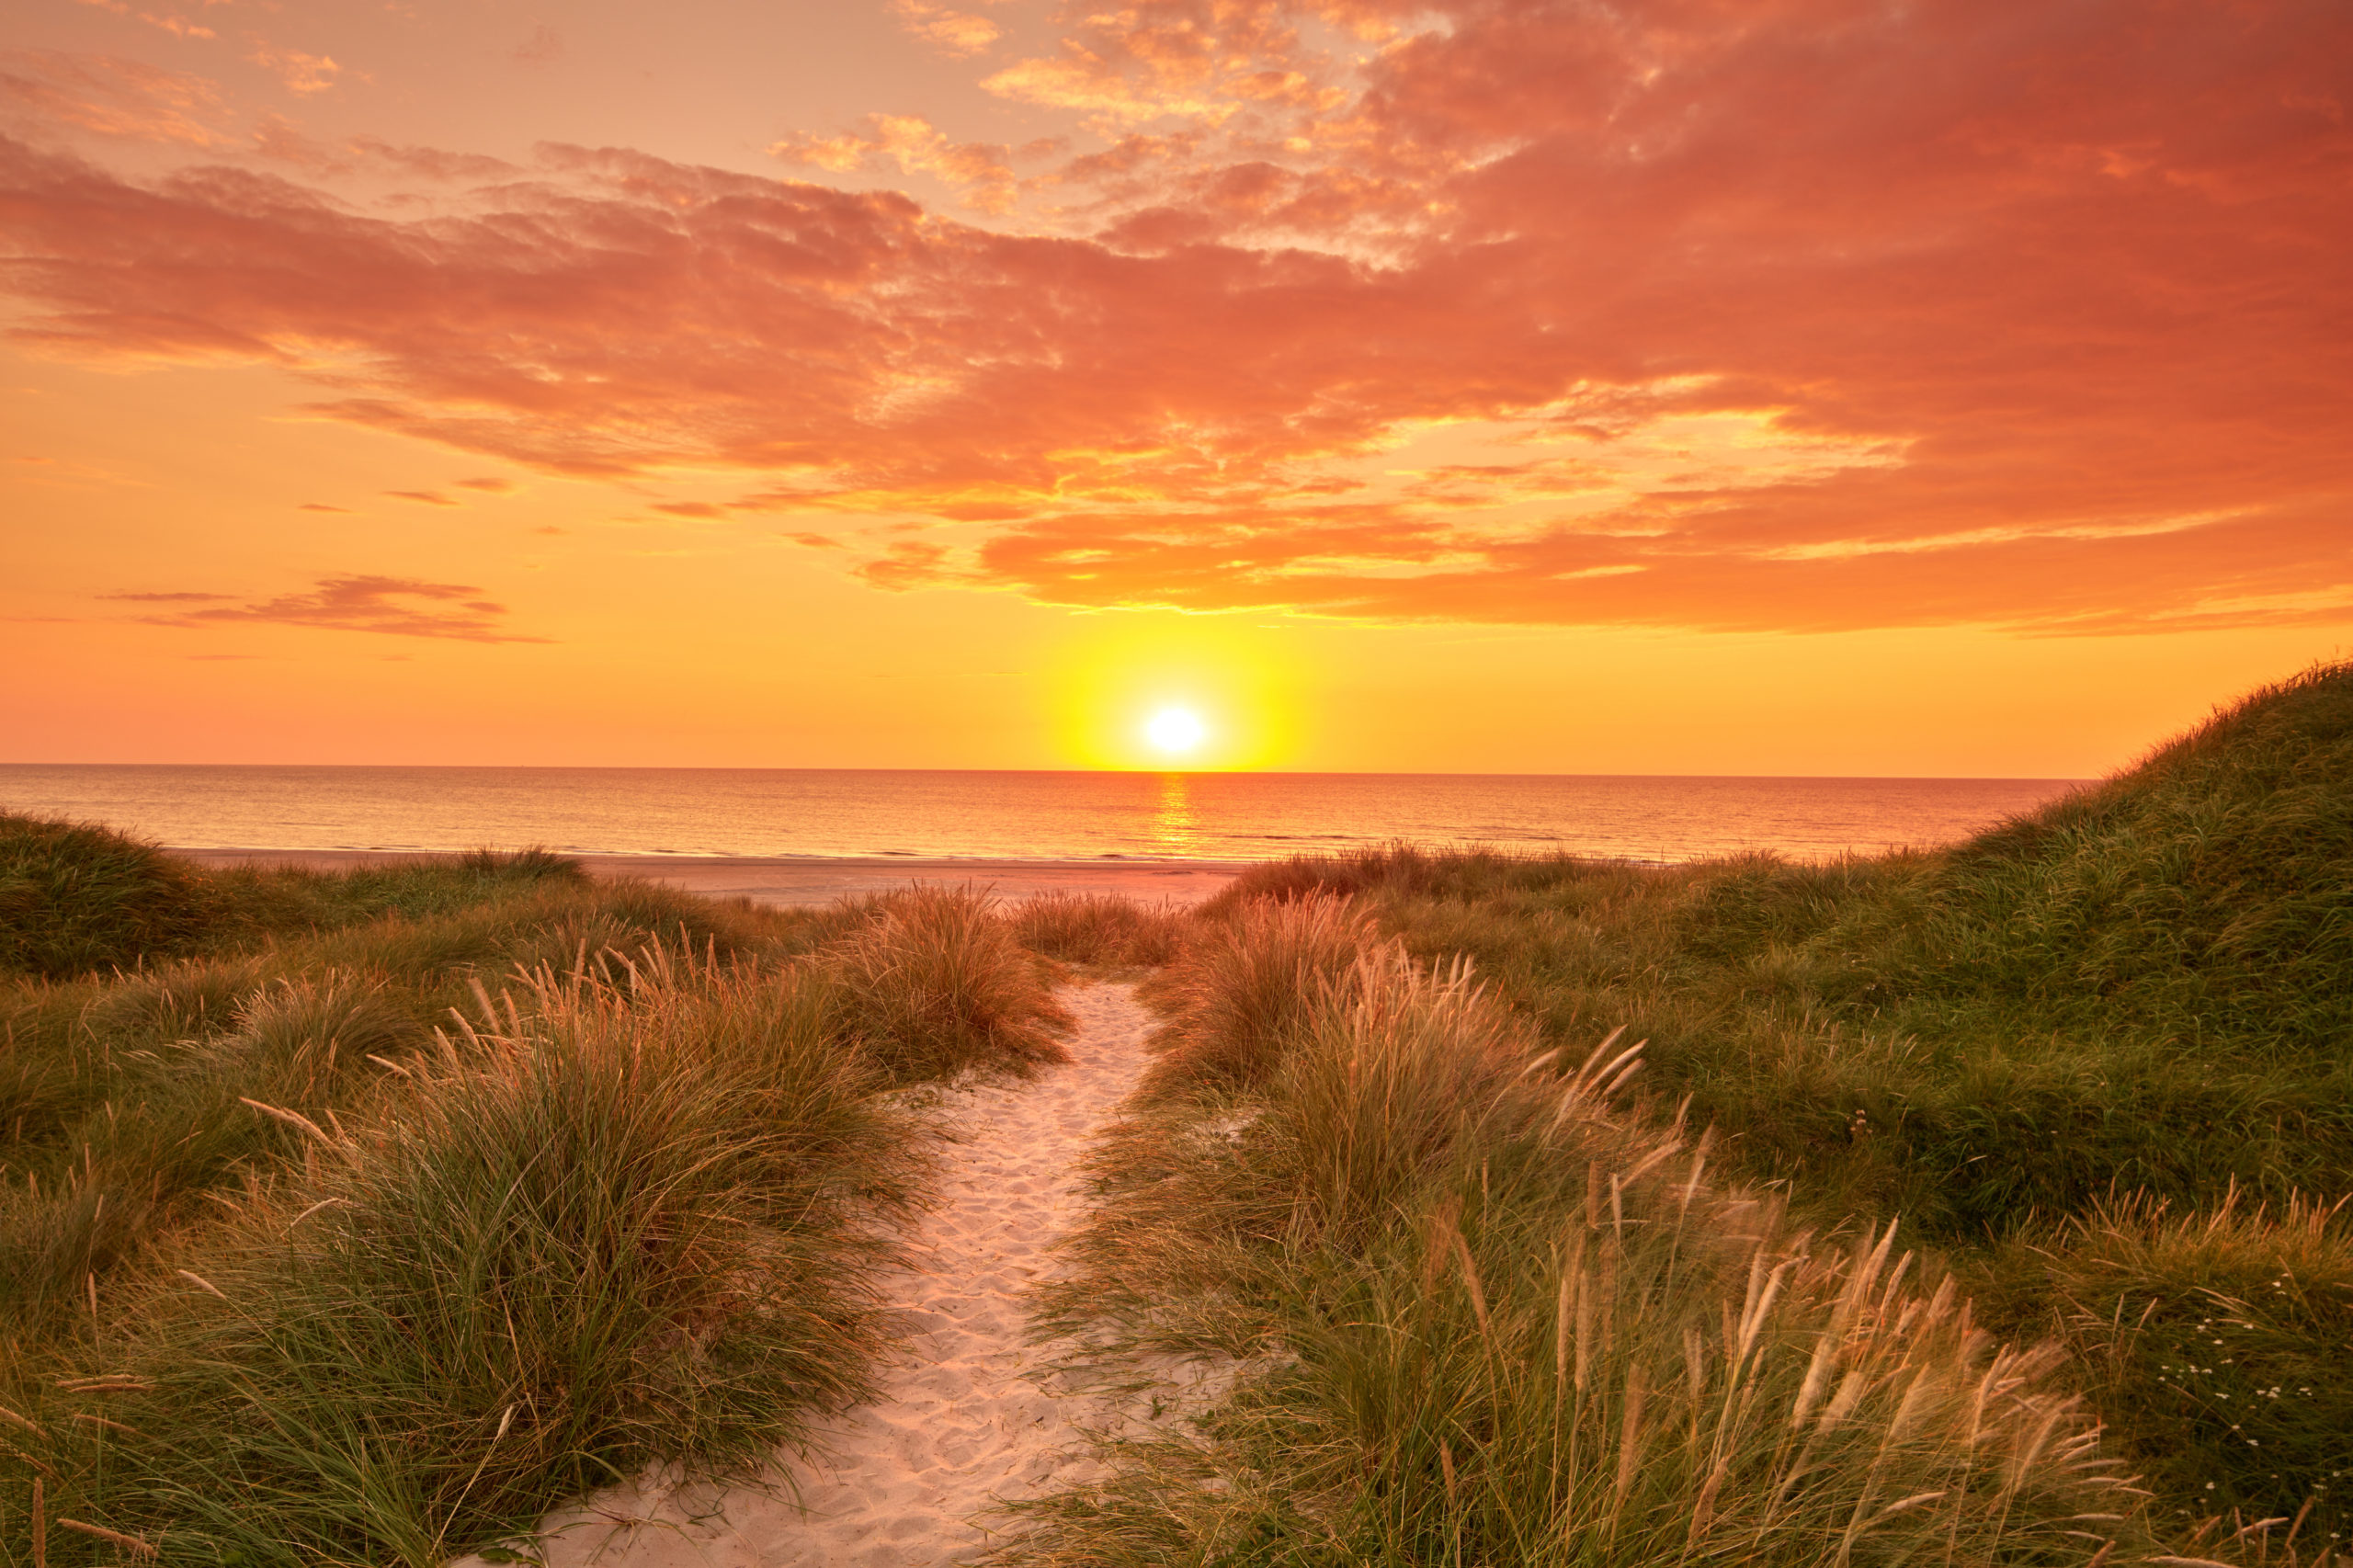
[245,44,341,97]
[4,0,2348,636]
[890,1,1002,58]
[0,49,230,148]
[770,113,1021,213]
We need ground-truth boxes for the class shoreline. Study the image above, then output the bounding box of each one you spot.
[167,846,1255,908]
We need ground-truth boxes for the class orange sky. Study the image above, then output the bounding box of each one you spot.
[3,0,2347,775]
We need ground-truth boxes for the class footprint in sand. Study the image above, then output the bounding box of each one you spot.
[461,980,1174,1568]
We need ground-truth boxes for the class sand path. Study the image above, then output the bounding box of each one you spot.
[475,980,1158,1568]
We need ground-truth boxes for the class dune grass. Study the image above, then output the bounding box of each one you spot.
[1,816,209,981]
[1150,662,2353,1537]
[0,863,801,1357]
[815,885,1075,1081]
[1205,662,2353,1232]
[1010,903,2177,1567]
[0,837,1075,1565]
[6,956,912,1566]
[1007,892,1188,971]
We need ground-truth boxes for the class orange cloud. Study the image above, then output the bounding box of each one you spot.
[1,50,229,147]
[770,113,1019,213]
[108,575,548,642]
[4,0,2348,638]
[891,0,1002,58]
[245,44,342,97]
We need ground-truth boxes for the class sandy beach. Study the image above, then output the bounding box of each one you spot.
[451,979,1209,1568]
[168,848,1249,909]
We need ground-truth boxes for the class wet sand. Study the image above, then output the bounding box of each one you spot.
[167,847,1250,908]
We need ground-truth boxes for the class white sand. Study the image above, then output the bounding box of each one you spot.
[460,980,1179,1568]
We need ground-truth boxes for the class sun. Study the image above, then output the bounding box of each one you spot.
[1144,706,1208,756]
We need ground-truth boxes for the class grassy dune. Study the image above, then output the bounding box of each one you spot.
[1069,662,2353,1545]
[1017,904,2169,1566]
[0,829,1074,1565]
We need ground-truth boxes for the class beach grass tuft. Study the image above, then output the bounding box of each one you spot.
[1007,891,1187,970]
[6,951,914,1565]
[0,816,207,981]
[1144,658,2353,1534]
[0,854,1087,1564]
[1014,921,2174,1567]
[1131,892,1377,1100]
[813,886,1076,1081]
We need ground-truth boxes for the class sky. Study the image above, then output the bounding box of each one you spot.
[2,0,2347,776]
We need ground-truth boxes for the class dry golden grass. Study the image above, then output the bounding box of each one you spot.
[1007,891,1187,970]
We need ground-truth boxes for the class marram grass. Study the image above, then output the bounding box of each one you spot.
[0,855,1075,1566]
[1012,915,2176,1566]
[1007,891,1188,971]
[1191,662,2353,1534]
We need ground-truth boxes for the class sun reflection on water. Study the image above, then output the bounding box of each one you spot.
[1152,770,1196,855]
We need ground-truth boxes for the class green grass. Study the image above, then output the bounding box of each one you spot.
[1010,904,2171,1567]
[1977,1191,2353,1539]
[814,886,1075,1081]
[1,816,208,980]
[6,955,914,1566]
[1160,659,2353,1536]
[0,846,1074,1564]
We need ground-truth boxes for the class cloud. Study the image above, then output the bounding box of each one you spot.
[245,44,341,97]
[115,575,549,642]
[0,49,230,147]
[345,138,518,183]
[6,0,2350,638]
[382,489,455,506]
[297,502,350,512]
[770,114,1019,213]
[890,0,1000,58]
[73,0,219,40]
[651,500,728,518]
[453,475,515,493]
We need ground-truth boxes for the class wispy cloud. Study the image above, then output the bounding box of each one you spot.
[890,0,1000,59]
[0,49,230,147]
[109,576,549,642]
[245,43,341,97]
[770,113,1019,212]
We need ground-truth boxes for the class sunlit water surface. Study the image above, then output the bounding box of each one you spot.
[0,766,2085,865]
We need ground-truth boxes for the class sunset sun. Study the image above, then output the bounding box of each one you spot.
[1144,707,1208,756]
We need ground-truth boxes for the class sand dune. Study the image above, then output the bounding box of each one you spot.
[455,980,1188,1567]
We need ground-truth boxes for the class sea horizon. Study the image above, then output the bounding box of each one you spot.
[1,762,2089,867]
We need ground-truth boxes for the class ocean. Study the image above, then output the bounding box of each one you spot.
[0,765,2084,865]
